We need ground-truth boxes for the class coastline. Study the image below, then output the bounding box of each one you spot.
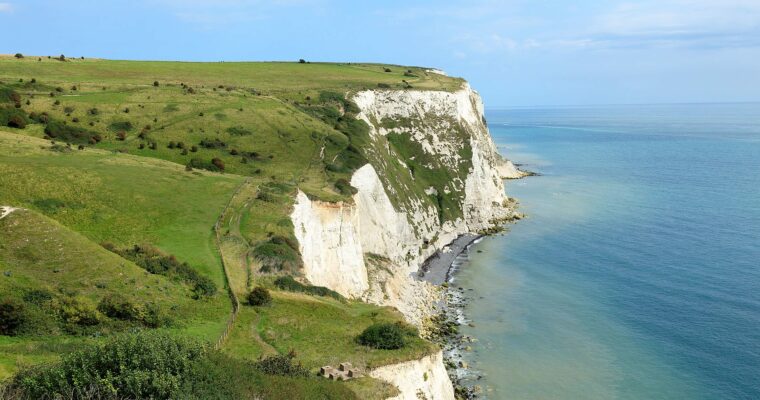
[417,233,482,285]
[421,176,533,398]
[423,235,489,399]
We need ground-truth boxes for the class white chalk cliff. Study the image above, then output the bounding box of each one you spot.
[369,350,455,400]
[290,83,514,398]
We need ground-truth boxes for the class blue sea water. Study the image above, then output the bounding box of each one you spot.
[454,103,760,399]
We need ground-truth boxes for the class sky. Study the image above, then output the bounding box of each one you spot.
[2,0,760,107]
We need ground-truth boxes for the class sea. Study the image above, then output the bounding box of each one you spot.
[452,103,760,399]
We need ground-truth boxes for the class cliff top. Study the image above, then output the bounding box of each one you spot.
[0,55,464,93]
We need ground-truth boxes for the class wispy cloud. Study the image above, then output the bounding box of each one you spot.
[0,2,13,12]
[587,0,760,49]
[382,0,760,55]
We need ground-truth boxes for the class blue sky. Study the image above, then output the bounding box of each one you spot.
[2,0,760,106]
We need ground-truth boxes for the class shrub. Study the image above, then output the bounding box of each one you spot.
[253,240,301,273]
[97,294,143,321]
[14,53,24,59]
[273,275,343,301]
[357,323,405,349]
[377,83,391,89]
[0,297,26,336]
[211,158,225,171]
[255,351,308,377]
[105,244,217,298]
[199,138,226,149]
[383,67,392,72]
[23,289,53,305]
[108,120,133,132]
[335,178,358,196]
[187,158,222,172]
[87,107,99,115]
[44,120,100,144]
[53,296,102,327]
[298,59,306,63]
[9,331,206,399]
[226,126,253,136]
[246,287,272,306]
[190,145,198,152]
[153,80,160,87]
[0,107,30,129]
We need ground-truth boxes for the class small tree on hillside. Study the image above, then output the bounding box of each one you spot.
[0,298,26,336]
[357,323,406,349]
[14,53,24,59]
[246,287,271,306]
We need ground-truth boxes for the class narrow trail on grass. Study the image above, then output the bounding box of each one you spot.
[214,179,262,350]
[252,313,278,357]
[213,179,252,350]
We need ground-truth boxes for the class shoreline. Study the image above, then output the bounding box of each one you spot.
[417,233,482,285]
[423,234,488,399]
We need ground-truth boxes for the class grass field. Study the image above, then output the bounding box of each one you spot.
[0,56,453,397]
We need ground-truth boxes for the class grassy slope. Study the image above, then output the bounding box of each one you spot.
[0,131,242,285]
[0,208,224,379]
[0,57,456,397]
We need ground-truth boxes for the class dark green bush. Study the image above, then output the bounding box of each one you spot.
[199,138,227,149]
[108,120,133,132]
[253,238,302,273]
[106,244,217,298]
[0,297,26,336]
[246,287,272,306]
[273,276,344,301]
[97,294,142,321]
[255,351,309,377]
[44,120,100,144]
[377,83,391,89]
[226,126,253,136]
[0,107,29,129]
[9,331,206,399]
[187,157,225,173]
[357,323,406,350]
[22,289,53,305]
[334,178,358,196]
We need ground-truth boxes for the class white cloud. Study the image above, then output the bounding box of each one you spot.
[0,2,13,12]
[587,0,760,49]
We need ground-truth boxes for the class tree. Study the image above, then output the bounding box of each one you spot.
[246,287,271,306]
[298,59,306,64]
[211,157,225,171]
[153,81,160,87]
[0,297,25,336]
[14,53,23,59]
[58,54,66,61]
[357,323,405,349]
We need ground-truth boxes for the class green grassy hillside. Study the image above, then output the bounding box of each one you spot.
[0,208,230,379]
[0,56,456,398]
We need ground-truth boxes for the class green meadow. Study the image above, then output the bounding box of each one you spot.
[0,56,458,398]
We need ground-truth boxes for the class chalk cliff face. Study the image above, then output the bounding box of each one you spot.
[290,83,513,398]
[291,83,514,323]
[369,350,455,400]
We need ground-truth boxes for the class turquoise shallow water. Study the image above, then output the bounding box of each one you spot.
[454,104,760,399]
